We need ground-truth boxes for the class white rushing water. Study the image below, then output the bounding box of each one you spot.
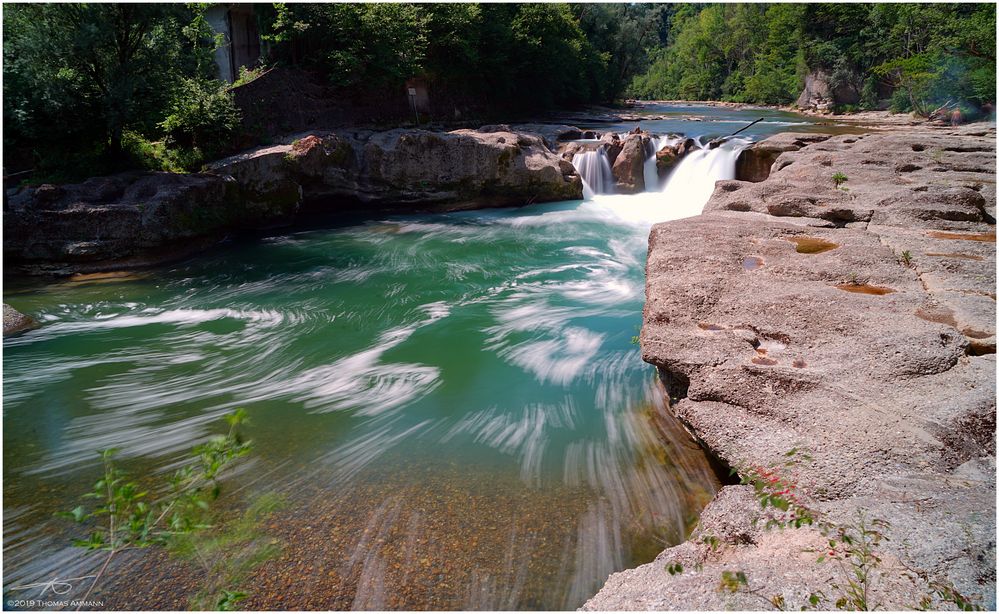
[642,135,681,192]
[658,137,749,211]
[572,147,615,199]
[565,135,751,227]
[570,134,749,225]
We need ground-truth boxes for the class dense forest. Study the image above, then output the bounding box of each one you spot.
[3,3,995,180]
[628,3,996,112]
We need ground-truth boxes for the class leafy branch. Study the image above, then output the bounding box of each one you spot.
[58,409,252,609]
[735,447,816,530]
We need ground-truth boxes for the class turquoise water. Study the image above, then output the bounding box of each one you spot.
[2,108,841,610]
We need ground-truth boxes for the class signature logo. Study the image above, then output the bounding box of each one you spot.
[6,575,96,597]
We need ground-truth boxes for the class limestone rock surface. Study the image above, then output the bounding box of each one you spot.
[586,123,996,611]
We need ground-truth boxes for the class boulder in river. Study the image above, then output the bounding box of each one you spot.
[3,171,257,273]
[656,146,682,178]
[208,145,304,213]
[600,132,624,166]
[505,124,585,149]
[3,303,35,336]
[217,128,582,210]
[611,134,650,194]
[676,137,698,157]
[352,128,582,207]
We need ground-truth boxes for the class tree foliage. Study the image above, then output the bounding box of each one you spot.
[628,3,996,113]
[258,3,654,112]
[3,3,236,175]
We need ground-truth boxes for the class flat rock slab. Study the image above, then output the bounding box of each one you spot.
[586,123,996,610]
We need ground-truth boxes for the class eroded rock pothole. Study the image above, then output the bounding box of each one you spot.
[789,236,838,254]
[835,283,895,295]
[926,230,996,242]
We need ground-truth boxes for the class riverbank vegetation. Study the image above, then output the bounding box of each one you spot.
[3,4,240,179]
[258,3,666,112]
[628,3,996,114]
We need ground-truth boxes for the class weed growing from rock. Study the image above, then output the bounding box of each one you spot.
[806,512,889,610]
[719,570,748,592]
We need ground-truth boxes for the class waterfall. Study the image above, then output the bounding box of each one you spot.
[658,137,749,217]
[642,136,681,193]
[563,136,749,226]
[572,148,615,200]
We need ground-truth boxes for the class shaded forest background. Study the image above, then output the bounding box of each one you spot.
[3,3,995,181]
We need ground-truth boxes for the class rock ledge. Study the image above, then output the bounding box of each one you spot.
[585,123,996,611]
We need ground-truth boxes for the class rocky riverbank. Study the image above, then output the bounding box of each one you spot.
[3,126,584,275]
[585,123,996,610]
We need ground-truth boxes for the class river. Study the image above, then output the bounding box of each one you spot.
[2,104,853,610]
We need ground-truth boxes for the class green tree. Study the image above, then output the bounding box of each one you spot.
[575,3,675,102]
[260,3,618,114]
[263,3,427,89]
[744,5,805,104]
[3,3,227,174]
[6,5,193,157]
[872,3,996,113]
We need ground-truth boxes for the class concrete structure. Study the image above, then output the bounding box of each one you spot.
[206,4,262,83]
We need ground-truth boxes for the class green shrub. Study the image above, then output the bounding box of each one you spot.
[122,131,205,173]
[59,410,255,605]
[160,77,241,158]
[859,77,880,109]
[888,89,913,114]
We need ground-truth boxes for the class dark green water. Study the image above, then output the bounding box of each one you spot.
[3,107,844,610]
